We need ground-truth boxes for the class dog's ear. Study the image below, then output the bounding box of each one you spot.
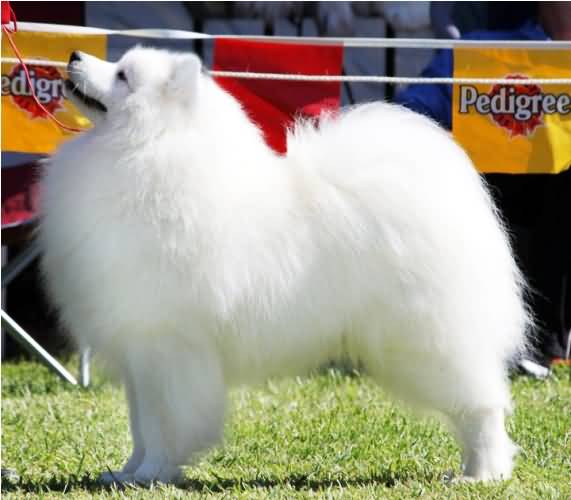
[167,53,202,96]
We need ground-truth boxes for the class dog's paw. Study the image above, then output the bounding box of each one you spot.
[97,470,136,486]
[443,469,507,484]
[133,463,183,486]
[442,470,478,484]
[450,475,477,484]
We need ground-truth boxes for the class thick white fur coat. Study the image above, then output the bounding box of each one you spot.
[39,48,529,484]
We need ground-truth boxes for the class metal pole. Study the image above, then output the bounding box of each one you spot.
[79,347,91,387]
[1,309,78,385]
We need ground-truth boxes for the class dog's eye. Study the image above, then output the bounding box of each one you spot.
[117,70,127,82]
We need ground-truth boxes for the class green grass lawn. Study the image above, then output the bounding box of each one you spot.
[2,359,570,499]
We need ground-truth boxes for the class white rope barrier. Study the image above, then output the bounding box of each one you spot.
[208,71,571,85]
[3,57,571,86]
[14,22,571,49]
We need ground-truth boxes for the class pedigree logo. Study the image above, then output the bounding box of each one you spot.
[1,63,65,118]
[459,74,571,137]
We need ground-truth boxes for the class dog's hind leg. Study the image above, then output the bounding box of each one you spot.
[369,350,517,481]
[441,360,518,481]
[448,406,518,481]
[126,339,227,485]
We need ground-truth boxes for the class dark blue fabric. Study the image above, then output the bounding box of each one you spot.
[395,21,549,130]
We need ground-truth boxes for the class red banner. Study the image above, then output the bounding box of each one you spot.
[213,39,343,154]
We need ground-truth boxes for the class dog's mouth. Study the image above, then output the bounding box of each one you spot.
[65,79,107,113]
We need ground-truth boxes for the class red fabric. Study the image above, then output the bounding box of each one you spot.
[213,39,343,154]
[2,1,12,25]
[1,164,41,228]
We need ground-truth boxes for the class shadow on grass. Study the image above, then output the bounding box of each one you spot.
[1,474,104,495]
[1,469,423,494]
[181,471,404,493]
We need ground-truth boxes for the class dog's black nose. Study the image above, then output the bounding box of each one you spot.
[69,51,81,64]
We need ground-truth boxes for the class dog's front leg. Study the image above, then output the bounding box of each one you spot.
[97,369,145,485]
[128,340,226,486]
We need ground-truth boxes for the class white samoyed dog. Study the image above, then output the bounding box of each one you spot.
[39,47,529,485]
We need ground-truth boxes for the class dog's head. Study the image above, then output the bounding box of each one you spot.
[65,47,203,125]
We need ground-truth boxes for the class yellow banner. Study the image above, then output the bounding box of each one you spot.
[453,48,571,174]
[2,31,106,154]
